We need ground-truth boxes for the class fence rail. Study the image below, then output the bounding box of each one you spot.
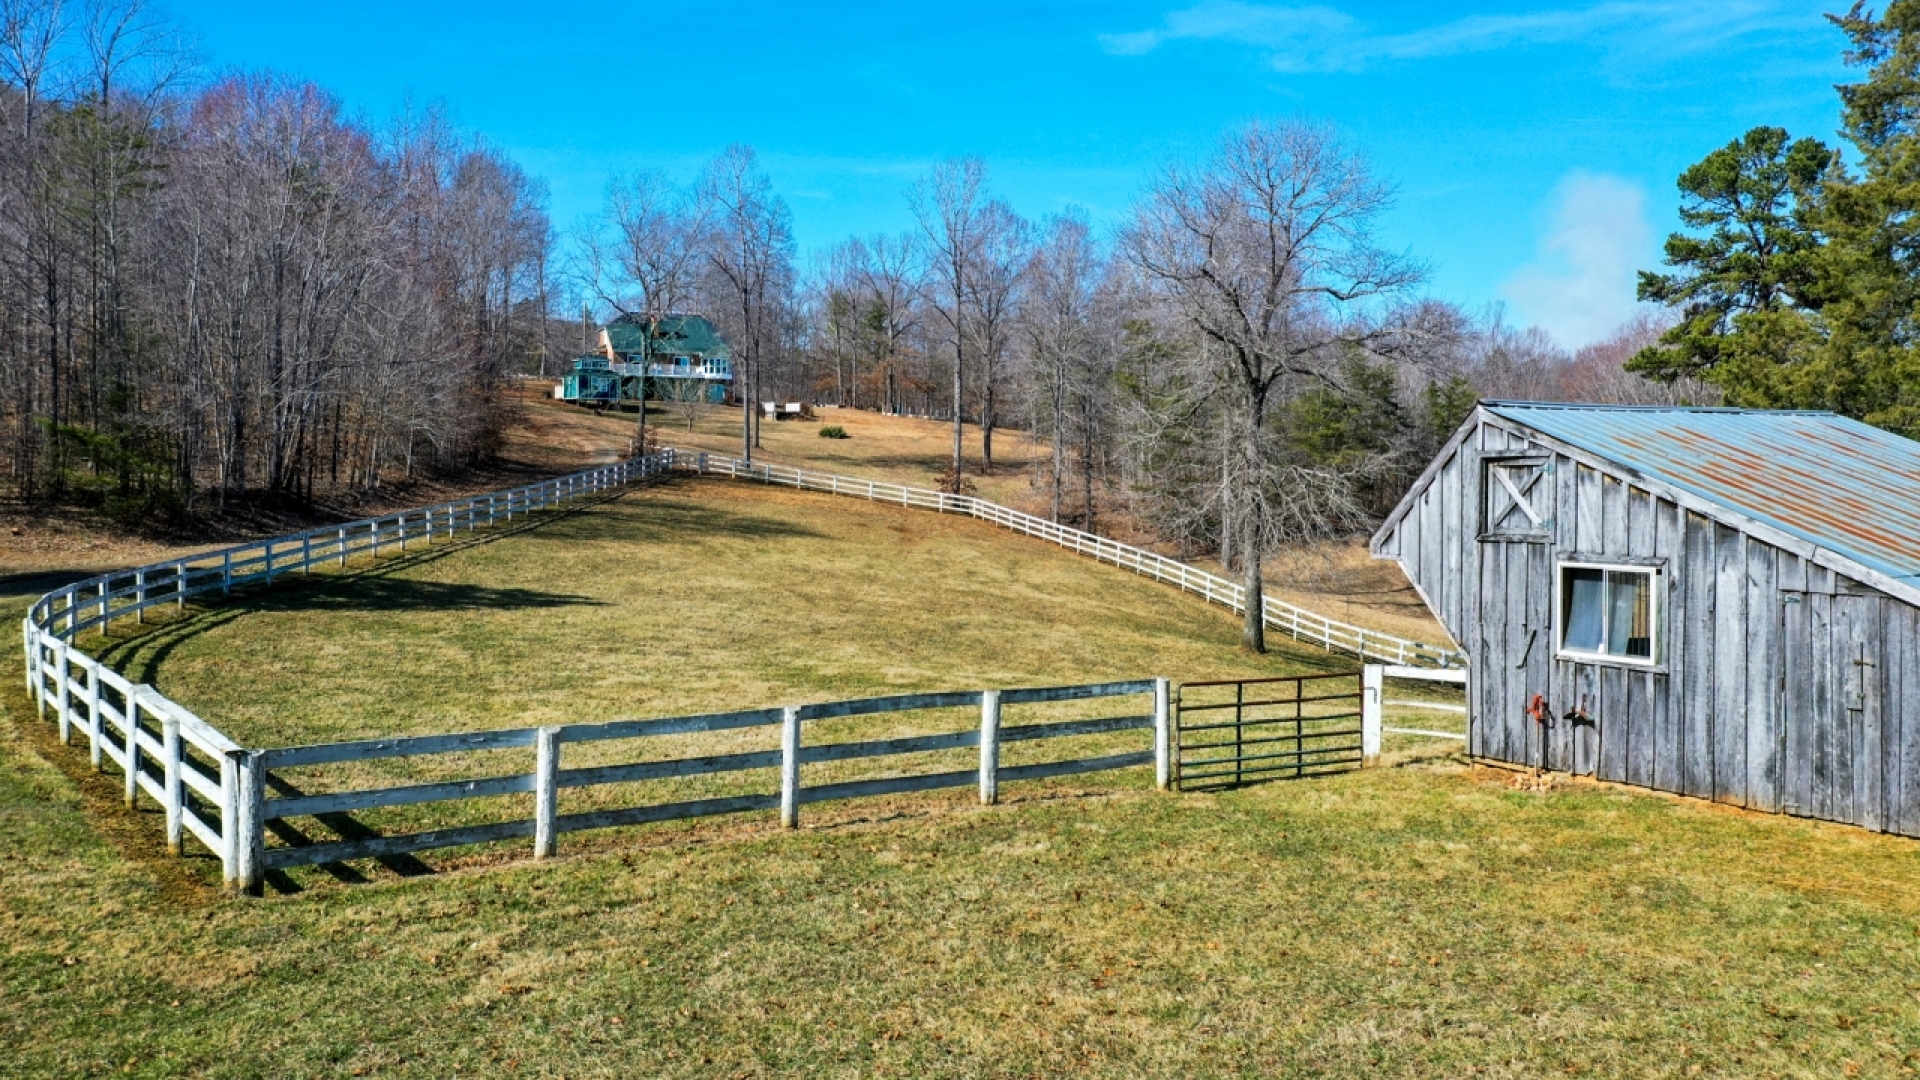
[1362,664,1469,745]
[674,449,1464,669]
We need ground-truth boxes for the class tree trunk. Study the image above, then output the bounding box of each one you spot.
[982,383,994,474]
[1241,524,1266,653]
[1049,367,1064,524]
[950,338,964,491]
[740,352,751,464]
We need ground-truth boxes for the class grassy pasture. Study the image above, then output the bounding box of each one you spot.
[75,475,1412,888]
[634,399,1456,649]
[3,472,1918,1077]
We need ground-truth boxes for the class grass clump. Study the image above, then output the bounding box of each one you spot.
[817,424,849,439]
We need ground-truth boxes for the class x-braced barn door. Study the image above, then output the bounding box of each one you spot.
[1173,673,1365,791]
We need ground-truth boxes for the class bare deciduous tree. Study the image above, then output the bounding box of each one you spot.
[1022,210,1100,524]
[911,157,988,491]
[585,169,706,449]
[1122,120,1421,652]
[697,144,793,464]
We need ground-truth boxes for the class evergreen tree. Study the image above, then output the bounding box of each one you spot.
[1628,126,1830,405]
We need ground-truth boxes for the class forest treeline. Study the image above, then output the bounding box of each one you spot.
[0,1,1704,541]
[0,1,555,518]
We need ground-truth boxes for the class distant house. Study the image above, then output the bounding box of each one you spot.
[1373,401,1920,839]
[552,313,735,407]
[602,313,734,404]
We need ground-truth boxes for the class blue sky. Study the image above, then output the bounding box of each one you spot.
[180,1,1849,348]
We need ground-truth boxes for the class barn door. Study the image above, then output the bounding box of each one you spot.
[1780,589,1886,828]
[1833,593,1886,829]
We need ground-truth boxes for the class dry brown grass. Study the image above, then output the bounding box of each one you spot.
[616,399,1453,648]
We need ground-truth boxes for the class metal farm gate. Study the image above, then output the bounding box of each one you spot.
[1174,672,1366,791]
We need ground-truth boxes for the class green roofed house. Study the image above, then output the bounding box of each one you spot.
[604,313,734,404]
[552,313,735,406]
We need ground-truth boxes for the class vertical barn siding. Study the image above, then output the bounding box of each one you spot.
[1746,541,1781,812]
[1712,523,1748,806]
[1375,409,1920,838]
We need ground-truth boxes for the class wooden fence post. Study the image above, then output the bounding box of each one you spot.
[220,751,240,889]
[979,690,1001,805]
[176,562,187,609]
[135,569,145,624]
[1361,665,1383,767]
[124,690,141,809]
[221,551,232,595]
[26,623,44,717]
[54,638,70,741]
[1153,677,1171,791]
[780,706,802,828]
[84,660,102,771]
[534,726,560,858]
[237,750,265,896]
[160,704,182,856]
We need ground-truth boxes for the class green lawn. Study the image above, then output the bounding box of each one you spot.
[94,476,1343,748]
[64,476,1409,875]
[3,475,1915,1077]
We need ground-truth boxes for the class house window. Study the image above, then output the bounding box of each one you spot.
[1558,563,1658,663]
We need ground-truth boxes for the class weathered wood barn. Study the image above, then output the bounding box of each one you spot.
[1373,402,1920,837]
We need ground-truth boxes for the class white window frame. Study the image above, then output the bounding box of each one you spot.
[1554,560,1662,668]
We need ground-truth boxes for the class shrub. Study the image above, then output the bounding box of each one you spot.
[818,425,849,439]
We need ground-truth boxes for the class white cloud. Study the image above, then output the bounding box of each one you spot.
[1499,172,1656,349]
[1098,0,1803,73]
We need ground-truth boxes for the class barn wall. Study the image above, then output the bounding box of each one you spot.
[1375,410,1920,837]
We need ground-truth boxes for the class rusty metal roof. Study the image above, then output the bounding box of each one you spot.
[1485,402,1920,588]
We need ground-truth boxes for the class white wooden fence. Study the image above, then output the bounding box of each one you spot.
[240,678,1171,892]
[20,453,674,890]
[17,443,1460,895]
[1361,664,1470,758]
[673,449,1466,669]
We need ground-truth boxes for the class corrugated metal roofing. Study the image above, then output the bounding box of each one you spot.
[1484,402,1920,589]
[604,313,731,359]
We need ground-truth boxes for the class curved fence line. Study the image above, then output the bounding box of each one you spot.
[16,444,1457,894]
[18,453,675,887]
[670,448,1465,670]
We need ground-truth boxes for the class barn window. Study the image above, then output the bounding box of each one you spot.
[1483,457,1550,539]
[1558,563,1658,663]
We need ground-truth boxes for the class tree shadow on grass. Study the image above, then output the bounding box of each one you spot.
[0,569,102,605]
[241,576,603,615]
[513,493,830,547]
